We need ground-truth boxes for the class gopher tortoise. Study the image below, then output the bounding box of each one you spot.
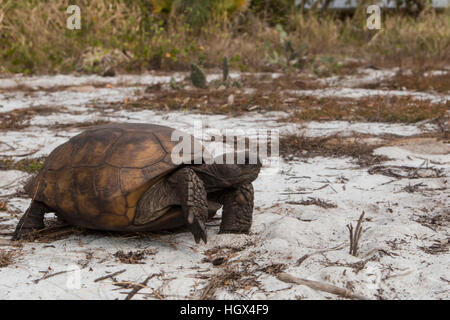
[12,123,261,243]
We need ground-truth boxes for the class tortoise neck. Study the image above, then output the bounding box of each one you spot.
[190,164,230,192]
[190,162,259,192]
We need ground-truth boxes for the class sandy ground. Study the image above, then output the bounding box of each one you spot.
[0,71,448,300]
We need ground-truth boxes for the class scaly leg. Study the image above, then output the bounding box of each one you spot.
[168,167,208,244]
[12,200,49,240]
[216,183,254,234]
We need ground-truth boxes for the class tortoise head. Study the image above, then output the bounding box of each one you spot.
[194,151,262,190]
[220,151,262,184]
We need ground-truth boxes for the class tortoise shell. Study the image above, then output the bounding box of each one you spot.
[25,123,204,230]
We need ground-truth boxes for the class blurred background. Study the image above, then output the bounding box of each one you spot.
[0,0,448,75]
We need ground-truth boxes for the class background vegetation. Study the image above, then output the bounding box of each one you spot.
[0,0,448,74]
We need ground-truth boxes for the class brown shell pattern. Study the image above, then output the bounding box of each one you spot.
[25,123,204,230]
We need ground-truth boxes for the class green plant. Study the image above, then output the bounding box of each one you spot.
[222,56,229,81]
[190,63,207,88]
[0,1,448,74]
[152,0,250,30]
[250,0,296,25]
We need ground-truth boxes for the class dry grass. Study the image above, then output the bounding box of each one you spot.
[279,133,388,166]
[107,75,448,123]
[287,197,337,209]
[241,73,324,90]
[0,113,30,131]
[113,249,157,264]
[0,107,61,131]
[48,119,113,130]
[384,71,450,93]
[120,87,287,114]
[418,239,449,255]
[0,157,46,173]
[200,259,287,299]
[0,200,7,211]
[368,165,445,179]
[415,209,450,232]
[0,249,19,268]
[0,1,448,74]
[364,10,450,70]
[288,95,449,123]
[0,0,140,73]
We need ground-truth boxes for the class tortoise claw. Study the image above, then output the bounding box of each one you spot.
[188,218,207,244]
[12,227,40,241]
[12,229,26,241]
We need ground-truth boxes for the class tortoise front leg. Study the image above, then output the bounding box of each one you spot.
[168,167,208,244]
[213,183,254,234]
[12,200,49,240]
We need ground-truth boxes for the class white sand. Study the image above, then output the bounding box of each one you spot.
[0,72,448,300]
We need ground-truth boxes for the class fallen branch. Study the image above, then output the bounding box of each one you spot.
[124,278,151,300]
[94,269,126,282]
[277,272,370,300]
[124,274,158,300]
[34,270,72,283]
[296,242,346,266]
[0,149,39,157]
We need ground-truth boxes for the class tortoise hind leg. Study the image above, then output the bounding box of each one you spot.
[211,183,254,234]
[168,167,208,244]
[12,200,49,240]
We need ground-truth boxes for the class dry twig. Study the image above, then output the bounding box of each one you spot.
[347,211,367,257]
[277,272,370,300]
[94,269,126,282]
[296,242,347,266]
[124,275,155,300]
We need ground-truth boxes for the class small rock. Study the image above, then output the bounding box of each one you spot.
[212,257,226,266]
